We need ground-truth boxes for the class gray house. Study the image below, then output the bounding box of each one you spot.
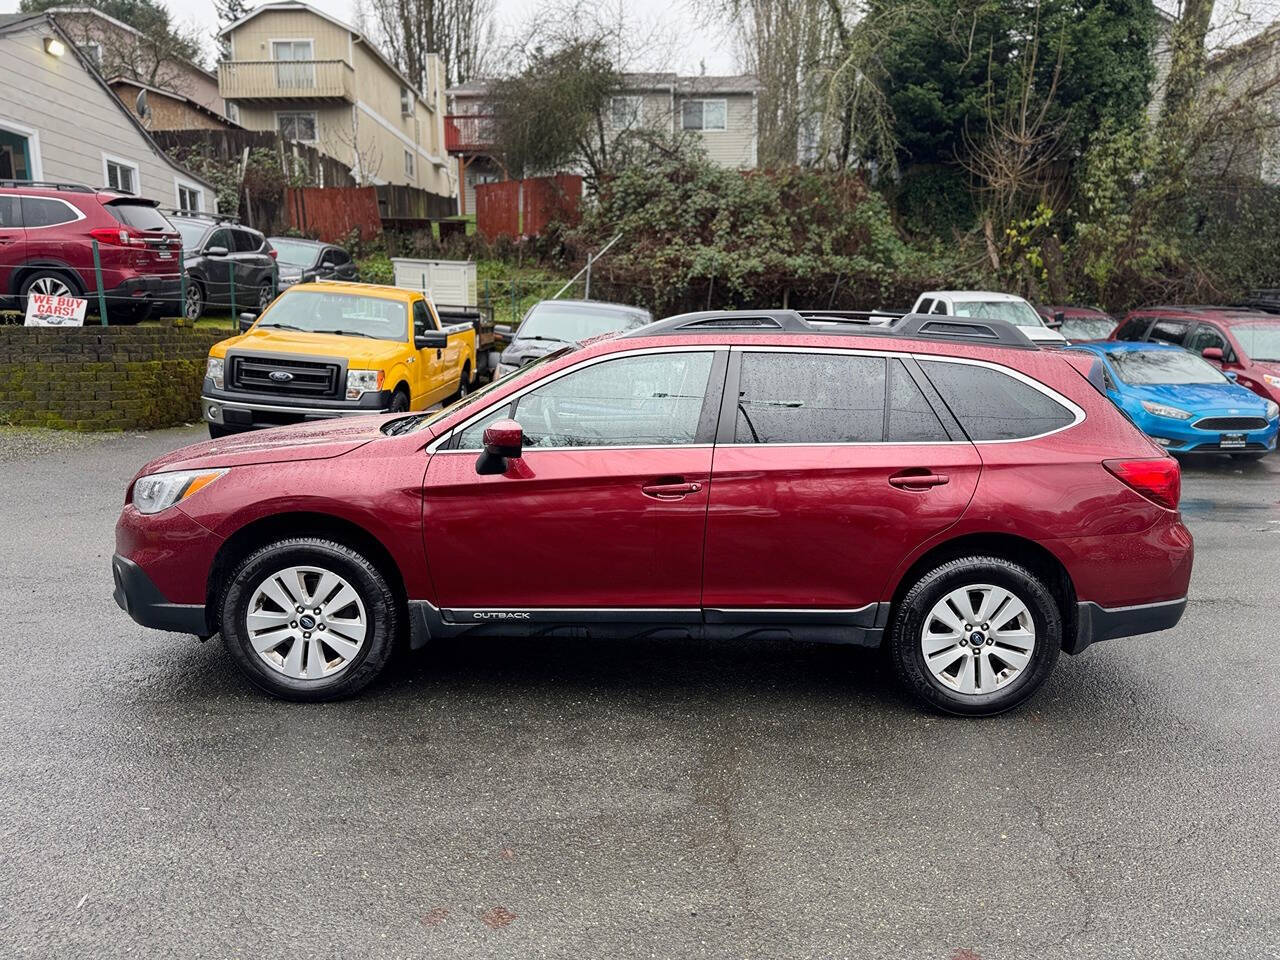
[0,11,216,211]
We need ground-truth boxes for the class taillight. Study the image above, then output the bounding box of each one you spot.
[268,248,278,259]
[89,227,143,247]
[1104,457,1181,510]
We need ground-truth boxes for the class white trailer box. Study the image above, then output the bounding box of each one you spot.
[391,258,478,308]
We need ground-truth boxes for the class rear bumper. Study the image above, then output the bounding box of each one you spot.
[112,554,209,635]
[1067,597,1188,655]
[108,273,182,305]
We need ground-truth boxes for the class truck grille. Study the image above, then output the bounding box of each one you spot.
[228,354,341,398]
[1192,416,1268,431]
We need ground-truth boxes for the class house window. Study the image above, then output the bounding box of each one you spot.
[103,155,138,193]
[400,86,412,115]
[271,40,315,88]
[404,150,414,178]
[681,99,727,131]
[277,112,317,142]
[0,122,39,180]
[176,182,203,213]
[82,42,102,68]
[610,96,642,128]
[227,102,240,124]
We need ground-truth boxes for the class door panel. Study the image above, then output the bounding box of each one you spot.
[0,196,25,294]
[423,447,713,608]
[702,443,981,609]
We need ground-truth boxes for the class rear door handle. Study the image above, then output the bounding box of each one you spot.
[642,481,702,499]
[888,471,950,490]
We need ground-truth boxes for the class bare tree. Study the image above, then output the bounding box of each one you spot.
[367,0,496,88]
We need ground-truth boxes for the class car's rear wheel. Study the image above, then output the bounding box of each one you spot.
[185,280,205,321]
[257,283,273,312]
[21,269,81,302]
[220,538,399,701]
[889,556,1061,716]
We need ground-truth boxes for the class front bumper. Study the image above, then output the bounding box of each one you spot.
[113,554,209,635]
[202,383,392,430]
[1067,597,1188,655]
[1139,416,1278,455]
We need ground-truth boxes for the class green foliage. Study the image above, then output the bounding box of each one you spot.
[572,150,931,314]
[892,165,976,236]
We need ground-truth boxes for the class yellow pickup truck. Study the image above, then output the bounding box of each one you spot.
[201,281,477,437]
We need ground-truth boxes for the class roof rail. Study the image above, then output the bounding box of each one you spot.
[0,179,96,192]
[627,309,1038,349]
[156,206,240,223]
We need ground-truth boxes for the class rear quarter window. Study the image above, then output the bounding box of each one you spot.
[920,360,1077,441]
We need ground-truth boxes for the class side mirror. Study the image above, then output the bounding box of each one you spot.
[238,312,256,332]
[414,331,447,349]
[476,419,523,475]
[1050,311,1065,328]
[1225,370,1238,381]
[1202,346,1224,362]
[205,245,229,258]
[493,323,513,338]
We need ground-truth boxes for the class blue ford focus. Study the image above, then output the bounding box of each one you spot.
[1068,342,1279,458]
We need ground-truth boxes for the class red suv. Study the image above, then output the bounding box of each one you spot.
[1112,306,1280,406]
[0,180,181,322]
[113,311,1193,715]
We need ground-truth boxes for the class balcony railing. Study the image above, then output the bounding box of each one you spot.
[218,60,355,102]
[445,114,498,153]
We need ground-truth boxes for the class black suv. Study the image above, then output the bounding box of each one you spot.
[267,237,360,289]
[169,214,277,320]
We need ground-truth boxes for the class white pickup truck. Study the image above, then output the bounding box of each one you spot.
[910,290,1067,344]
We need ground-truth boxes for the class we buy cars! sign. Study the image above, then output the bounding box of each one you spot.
[25,292,87,327]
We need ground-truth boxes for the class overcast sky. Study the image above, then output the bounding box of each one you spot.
[2,0,741,74]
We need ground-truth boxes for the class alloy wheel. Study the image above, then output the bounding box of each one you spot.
[920,583,1036,695]
[30,275,72,297]
[245,565,368,680]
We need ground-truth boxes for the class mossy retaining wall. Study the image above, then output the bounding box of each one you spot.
[0,327,226,431]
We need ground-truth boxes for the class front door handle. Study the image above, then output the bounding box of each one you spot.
[888,470,950,490]
[642,480,702,500]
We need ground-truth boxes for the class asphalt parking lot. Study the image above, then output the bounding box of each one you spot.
[2,425,1278,960]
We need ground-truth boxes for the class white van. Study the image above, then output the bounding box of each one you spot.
[911,290,1068,344]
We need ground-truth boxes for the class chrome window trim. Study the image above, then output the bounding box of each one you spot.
[428,344,723,453]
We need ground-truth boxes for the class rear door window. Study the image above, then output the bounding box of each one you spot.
[920,360,1077,441]
[232,229,262,253]
[1149,319,1190,346]
[0,196,19,228]
[735,352,886,443]
[1114,317,1152,341]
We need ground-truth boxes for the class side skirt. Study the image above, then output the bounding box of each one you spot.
[407,601,889,650]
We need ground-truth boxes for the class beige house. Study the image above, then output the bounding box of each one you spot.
[108,77,242,132]
[218,1,454,199]
[1203,21,1280,184]
[43,6,225,117]
[0,12,216,211]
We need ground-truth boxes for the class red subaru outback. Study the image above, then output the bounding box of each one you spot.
[113,311,1193,715]
[0,181,181,322]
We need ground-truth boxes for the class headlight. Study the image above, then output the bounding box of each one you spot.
[346,369,384,400]
[494,362,519,378]
[132,469,226,515]
[1264,374,1280,389]
[1141,401,1193,420]
[205,357,224,389]
[1266,400,1279,420]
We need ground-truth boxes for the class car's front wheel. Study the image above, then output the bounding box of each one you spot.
[220,538,399,701]
[889,556,1061,716]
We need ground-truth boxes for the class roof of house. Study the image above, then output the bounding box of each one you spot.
[0,12,216,195]
[1208,20,1280,72]
[107,76,242,129]
[218,1,438,111]
[38,5,217,81]
[447,72,761,99]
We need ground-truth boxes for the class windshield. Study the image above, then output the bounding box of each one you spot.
[255,289,408,341]
[1061,317,1115,341]
[270,239,322,268]
[384,346,576,435]
[172,220,207,250]
[1110,350,1226,385]
[1233,323,1280,361]
[517,304,648,343]
[953,300,1046,327]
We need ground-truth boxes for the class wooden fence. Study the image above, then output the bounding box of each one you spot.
[284,187,383,244]
[475,175,584,240]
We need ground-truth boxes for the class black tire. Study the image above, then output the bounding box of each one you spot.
[446,362,472,404]
[185,280,205,321]
[208,423,236,439]
[1230,452,1267,461]
[220,538,399,702]
[888,556,1061,716]
[388,388,410,413]
[20,269,82,303]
